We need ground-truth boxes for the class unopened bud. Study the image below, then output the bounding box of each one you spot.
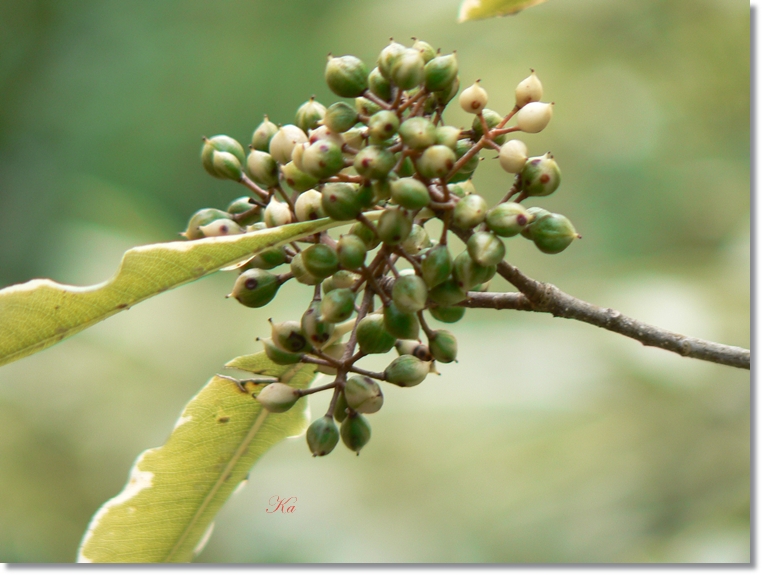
[515,70,543,108]
[459,80,488,114]
[515,102,553,133]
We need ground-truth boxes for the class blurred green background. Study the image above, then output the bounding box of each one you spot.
[0,0,749,563]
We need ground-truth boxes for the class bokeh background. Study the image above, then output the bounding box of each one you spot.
[0,0,750,563]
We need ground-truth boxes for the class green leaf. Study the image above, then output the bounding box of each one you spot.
[77,354,317,563]
[458,0,549,22]
[0,218,341,368]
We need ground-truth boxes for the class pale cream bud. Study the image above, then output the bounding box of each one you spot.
[294,189,325,222]
[515,102,553,133]
[458,80,488,114]
[198,218,245,237]
[268,124,308,164]
[264,197,293,227]
[515,70,543,108]
[498,139,528,173]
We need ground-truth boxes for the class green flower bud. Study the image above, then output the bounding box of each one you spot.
[243,246,288,271]
[270,319,311,353]
[452,194,488,229]
[428,278,467,306]
[384,355,430,387]
[520,152,561,197]
[324,102,359,133]
[398,117,437,150]
[395,154,416,177]
[198,218,244,237]
[341,413,371,454]
[520,207,550,239]
[471,109,507,145]
[368,111,400,142]
[261,337,303,365]
[515,102,553,134]
[459,80,488,114]
[306,416,339,456]
[530,212,579,254]
[392,274,428,313]
[368,67,393,102]
[433,75,460,107]
[390,177,430,210]
[302,243,340,280]
[452,250,496,291]
[281,161,319,193]
[498,139,528,174]
[269,124,308,165]
[301,300,335,348]
[435,125,461,150]
[301,139,345,179]
[316,342,346,375]
[357,182,375,208]
[251,116,279,152]
[450,139,479,181]
[390,48,425,90]
[230,269,282,308]
[377,207,413,246]
[354,145,396,180]
[324,270,360,292]
[356,313,396,355]
[344,376,383,414]
[246,150,279,188]
[515,69,543,109]
[416,145,457,180]
[256,382,300,413]
[337,234,368,270]
[290,252,320,285]
[429,304,466,323]
[295,96,326,133]
[428,329,457,363]
[372,178,392,203]
[383,301,419,340]
[378,40,407,79]
[421,244,453,288]
[401,224,431,255]
[201,135,246,179]
[467,231,505,267]
[349,221,381,250]
[355,96,382,117]
[424,53,458,92]
[333,392,349,423]
[264,198,292,227]
[395,339,433,361]
[412,38,436,63]
[321,182,364,221]
[227,196,262,226]
[486,202,531,237]
[294,189,326,221]
[325,54,369,98]
[183,208,230,240]
[210,150,243,181]
[320,288,356,323]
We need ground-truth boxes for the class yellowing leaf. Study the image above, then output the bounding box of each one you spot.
[77,354,316,563]
[458,0,549,22]
[0,218,341,368]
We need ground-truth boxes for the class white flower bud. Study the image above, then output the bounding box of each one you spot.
[198,218,245,237]
[264,197,293,227]
[269,124,308,164]
[295,189,325,222]
[515,102,553,134]
[498,139,528,174]
[515,70,543,108]
[256,383,299,413]
[458,80,488,114]
[291,141,308,172]
[308,124,344,148]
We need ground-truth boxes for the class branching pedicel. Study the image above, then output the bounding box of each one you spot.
[186,38,747,458]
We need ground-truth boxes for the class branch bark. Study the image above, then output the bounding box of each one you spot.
[443,227,750,369]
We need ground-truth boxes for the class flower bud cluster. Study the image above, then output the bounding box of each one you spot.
[188,39,579,457]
